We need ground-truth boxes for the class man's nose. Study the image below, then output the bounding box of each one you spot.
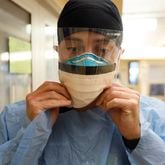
[84,44,93,53]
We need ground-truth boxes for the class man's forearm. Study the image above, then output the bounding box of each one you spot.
[126,122,165,165]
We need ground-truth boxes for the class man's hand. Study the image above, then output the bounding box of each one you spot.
[96,83,140,140]
[26,81,72,124]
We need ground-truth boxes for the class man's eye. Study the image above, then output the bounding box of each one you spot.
[67,47,78,52]
[67,47,84,54]
[100,48,109,54]
[96,48,109,56]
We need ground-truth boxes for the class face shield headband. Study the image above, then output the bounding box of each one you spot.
[58,27,123,47]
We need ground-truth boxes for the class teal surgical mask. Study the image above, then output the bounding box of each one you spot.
[59,53,116,76]
[65,53,109,67]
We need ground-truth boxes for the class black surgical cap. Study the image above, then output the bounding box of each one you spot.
[58,0,123,30]
[57,0,123,44]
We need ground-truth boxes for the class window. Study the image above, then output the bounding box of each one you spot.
[0,0,31,109]
[128,61,139,85]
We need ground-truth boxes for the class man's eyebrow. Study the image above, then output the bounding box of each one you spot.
[64,37,82,43]
[94,38,110,44]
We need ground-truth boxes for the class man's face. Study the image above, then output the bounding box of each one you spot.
[58,31,121,64]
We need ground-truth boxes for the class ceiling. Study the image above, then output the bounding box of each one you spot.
[36,0,67,16]
[38,0,165,19]
[123,0,165,17]
[39,0,123,15]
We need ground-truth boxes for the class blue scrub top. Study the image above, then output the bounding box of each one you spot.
[0,96,165,165]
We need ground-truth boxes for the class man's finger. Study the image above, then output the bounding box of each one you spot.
[32,81,71,99]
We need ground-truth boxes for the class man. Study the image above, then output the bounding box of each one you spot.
[0,0,165,164]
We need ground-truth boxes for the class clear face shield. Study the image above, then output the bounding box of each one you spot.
[57,27,123,108]
[58,28,122,74]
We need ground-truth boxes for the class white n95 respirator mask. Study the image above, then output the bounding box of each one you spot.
[59,53,118,108]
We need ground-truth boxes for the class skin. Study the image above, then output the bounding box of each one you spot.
[26,81,72,124]
[26,31,140,140]
[96,84,140,140]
